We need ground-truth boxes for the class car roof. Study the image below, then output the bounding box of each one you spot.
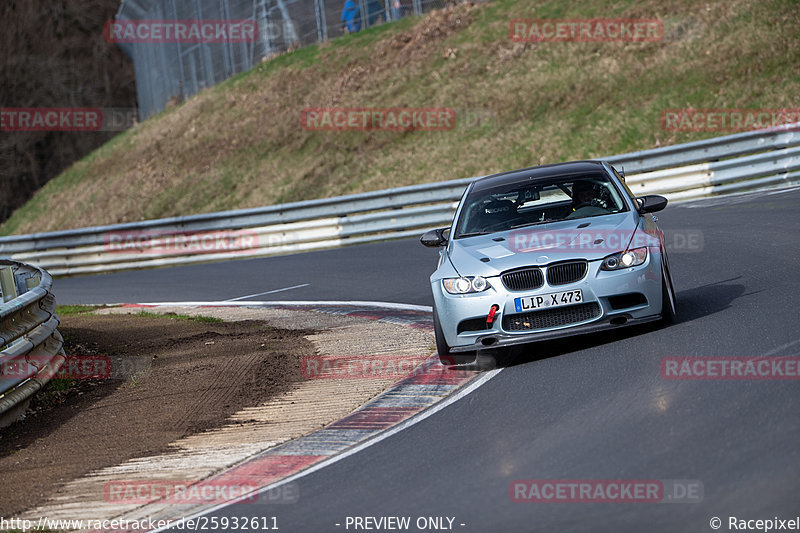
[469,160,610,192]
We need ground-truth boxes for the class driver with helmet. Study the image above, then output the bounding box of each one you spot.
[567,179,609,218]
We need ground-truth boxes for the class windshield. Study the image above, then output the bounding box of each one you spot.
[454,171,627,238]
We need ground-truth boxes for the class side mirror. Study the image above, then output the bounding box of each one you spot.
[420,227,449,247]
[637,195,668,214]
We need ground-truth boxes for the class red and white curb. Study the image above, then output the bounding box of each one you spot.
[102,301,502,532]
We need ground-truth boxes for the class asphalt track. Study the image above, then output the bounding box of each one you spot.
[57,187,800,532]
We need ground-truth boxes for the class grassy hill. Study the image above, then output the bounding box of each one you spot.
[3,0,798,235]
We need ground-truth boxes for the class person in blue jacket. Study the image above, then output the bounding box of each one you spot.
[341,0,361,33]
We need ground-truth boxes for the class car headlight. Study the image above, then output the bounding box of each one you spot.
[600,247,648,271]
[442,276,491,294]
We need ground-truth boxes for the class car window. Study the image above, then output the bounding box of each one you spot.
[455,171,627,238]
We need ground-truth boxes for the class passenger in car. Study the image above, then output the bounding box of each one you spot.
[476,199,516,231]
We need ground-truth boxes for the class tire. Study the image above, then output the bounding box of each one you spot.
[660,252,677,323]
[433,307,475,365]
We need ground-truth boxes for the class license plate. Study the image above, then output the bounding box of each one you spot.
[514,289,583,312]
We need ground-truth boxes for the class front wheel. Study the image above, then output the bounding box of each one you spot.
[433,307,475,365]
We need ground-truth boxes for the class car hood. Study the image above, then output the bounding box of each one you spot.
[447,213,639,277]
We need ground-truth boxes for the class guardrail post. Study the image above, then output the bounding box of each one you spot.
[0,267,18,303]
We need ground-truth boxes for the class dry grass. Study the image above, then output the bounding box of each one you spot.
[3,0,799,235]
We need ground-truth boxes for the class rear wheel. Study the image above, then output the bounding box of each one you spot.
[660,253,677,323]
[433,307,476,365]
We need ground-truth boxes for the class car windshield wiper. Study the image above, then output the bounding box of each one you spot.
[458,231,492,238]
[510,219,559,229]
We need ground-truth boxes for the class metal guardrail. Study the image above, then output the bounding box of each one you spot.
[1,123,798,276]
[0,260,64,424]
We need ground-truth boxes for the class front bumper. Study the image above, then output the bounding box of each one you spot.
[447,313,661,352]
[433,253,664,351]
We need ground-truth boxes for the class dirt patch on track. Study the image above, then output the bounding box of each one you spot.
[0,313,313,516]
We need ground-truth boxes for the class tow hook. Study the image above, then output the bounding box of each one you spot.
[486,304,500,327]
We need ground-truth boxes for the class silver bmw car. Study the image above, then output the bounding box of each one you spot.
[421,160,677,365]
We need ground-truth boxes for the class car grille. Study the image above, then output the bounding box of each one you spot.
[502,302,601,331]
[546,260,588,286]
[501,267,544,291]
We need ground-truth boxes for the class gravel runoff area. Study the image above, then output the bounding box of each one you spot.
[0,305,433,523]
